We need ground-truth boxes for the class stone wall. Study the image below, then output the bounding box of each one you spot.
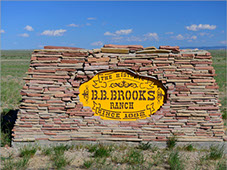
[12,44,226,145]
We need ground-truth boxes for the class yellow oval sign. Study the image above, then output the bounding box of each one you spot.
[79,69,166,121]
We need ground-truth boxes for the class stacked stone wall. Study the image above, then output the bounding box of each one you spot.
[12,45,226,144]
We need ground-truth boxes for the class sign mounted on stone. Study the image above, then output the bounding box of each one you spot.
[79,69,167,121]
[12,44,226,146]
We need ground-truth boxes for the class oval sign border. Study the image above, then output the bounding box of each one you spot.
[78,69,167,121]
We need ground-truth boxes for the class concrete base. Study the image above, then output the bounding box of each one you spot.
[12,140,227,154]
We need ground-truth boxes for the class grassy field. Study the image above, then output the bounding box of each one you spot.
[209,50,227,114]
[1,50,32,111]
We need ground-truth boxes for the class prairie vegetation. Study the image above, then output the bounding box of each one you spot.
[0,49,226,169]
[1,143,226,169]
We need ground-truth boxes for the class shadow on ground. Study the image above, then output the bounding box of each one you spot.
[1,109,18,146]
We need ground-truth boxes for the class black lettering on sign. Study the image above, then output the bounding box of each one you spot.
[139,90,146,100]
[148,91,155,100]
[92,90,98,100]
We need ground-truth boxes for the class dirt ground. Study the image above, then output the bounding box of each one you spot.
[0,144,226,170]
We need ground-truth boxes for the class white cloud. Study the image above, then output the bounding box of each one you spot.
[41,29,66,36]
[199,32,209,36]
[176,34,184,40]
[111,36,124,42]
[186,24,216,31]
[104,31,116,36]
[91,41,103,46]
[115,29,132,35]
[144,32,159,41]
[38,45,44,48]
[172,34,197,41]
[67,23,79,27]
[190,35,197,40]
[0,29,5,33]
[87,17,96,20]
[104,29,133,36]
[24,25,34,31]
[165,32,174,35]
[19,33,29,37]
[220,40,227,45]
[175,34,184,40]
[86,23,91,26]
[126,36,143,42]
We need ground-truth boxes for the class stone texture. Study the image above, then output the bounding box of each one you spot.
[103,44,143,51]
[12,44,225,146]
[136,49,172,54]
[101,48,129,54]
[159,46,180,52]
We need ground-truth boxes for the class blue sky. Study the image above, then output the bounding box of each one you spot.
[1,1,226,49]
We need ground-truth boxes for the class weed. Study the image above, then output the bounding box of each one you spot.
[197,154,207,166]
[87,144,99,153]
[14,157,30,169]
[184,144,194,151]
[167,135,177,150]
[49,144,71,169]
[2,155,29,170]
[19,145,37,158]
[93,145,112,158]
[117,143,129,151]
[137,142,151,150]
[137,142,158,152]
[207,145,224,160]
[2,154,14,170]
[52,154,70,169]
[1,131,11,147]
[42,147,52,156]
[123,149,145,165]
[216,160,227,170]
[53,144,71,155]
[75,144,84,150]
[151,150,166,166]
[111,155,121,164]
[222,108,227,119]
[83,159,94,169]
[168,150,184,170]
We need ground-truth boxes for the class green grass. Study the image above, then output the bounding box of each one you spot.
[2,145,37,170]
[1,50,33,60]
[183,144,194,152]
[168,150,184,170]
[207,145,224,160]
[1,144,226,169]
[2,156,30,170]
[83,159,94,169]
[19,145,37,158]
[167,135,177,150]
[124,149,145,165]
[216,160,227,170]
[87,144,113,158]
[1,50,32,111]
[1,59,30,111]
[50,145,72,169]
[151,150,166,166]
[137,142,152,150]
[208,50,227,119]
[41,147,53,156]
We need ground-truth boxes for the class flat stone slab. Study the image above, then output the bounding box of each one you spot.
[101,48,129,54]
